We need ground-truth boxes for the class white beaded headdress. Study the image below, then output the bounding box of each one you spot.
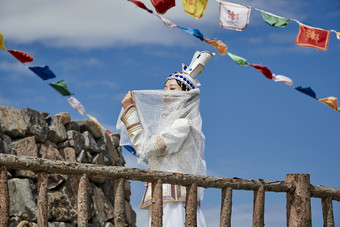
[166,51,215,90]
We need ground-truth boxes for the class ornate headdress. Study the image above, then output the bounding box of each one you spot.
[166,51,215,90]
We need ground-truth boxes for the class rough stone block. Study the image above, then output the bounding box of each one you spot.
[0,131,13,154]
[77,149,91,163]
[39,142,67,189]
[0,106,28,137]
[103,131,123,166]
[125,200,137,227]
[64,121,80,132]
[12,136,38,178]
[89,183,114,225]
[47,116,67,143]
[55,112,71,125]
[67,130,85,154]
[60,147,77,163]
[83,131,99,153]
[21,107,48,142]
[8,178,37,221]
[77,120,102,139]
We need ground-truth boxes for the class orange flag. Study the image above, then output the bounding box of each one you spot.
[203,38,227,55]
[319,97,338,110]
[296,24,331,51]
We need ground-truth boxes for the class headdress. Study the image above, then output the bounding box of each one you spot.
[166,51,215,90]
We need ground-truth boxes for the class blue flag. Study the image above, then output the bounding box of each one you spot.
[29,65,56,80]
[177,26,204,41]
[123,145,137,156]
[295,86,317,99]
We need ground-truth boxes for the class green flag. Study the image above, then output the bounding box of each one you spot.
[260,10,290,27]
[49,80,74,96]
[226,52,249,66]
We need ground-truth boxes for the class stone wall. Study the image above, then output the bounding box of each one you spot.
[0,106,136,227]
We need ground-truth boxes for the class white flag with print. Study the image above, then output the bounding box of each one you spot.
[67,97,86,115]
[218,1,251,31]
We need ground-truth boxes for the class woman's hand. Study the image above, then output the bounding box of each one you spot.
[121,91,135,109]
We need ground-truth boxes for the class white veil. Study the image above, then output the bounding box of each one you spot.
[116,88,206,177]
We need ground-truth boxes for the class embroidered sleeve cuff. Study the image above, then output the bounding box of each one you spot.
[120,104,142,135]
[152,134,168,156]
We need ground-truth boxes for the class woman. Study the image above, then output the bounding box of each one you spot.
[117,51,215,227]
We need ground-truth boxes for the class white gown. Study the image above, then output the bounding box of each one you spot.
[117,89,207,227]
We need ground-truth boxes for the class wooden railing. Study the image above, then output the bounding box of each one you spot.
[0,153,339,227]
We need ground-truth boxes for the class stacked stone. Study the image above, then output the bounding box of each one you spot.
[0,106,136,227]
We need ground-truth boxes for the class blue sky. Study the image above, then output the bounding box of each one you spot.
[1,0,339,226]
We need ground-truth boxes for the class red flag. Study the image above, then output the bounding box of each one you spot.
[296,24,331,51]
[151,0,175,14]
[250,64,273,79]
[129,0,153,14]
[7,50,33,63]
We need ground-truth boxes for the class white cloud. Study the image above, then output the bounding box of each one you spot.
[1,0,307,49]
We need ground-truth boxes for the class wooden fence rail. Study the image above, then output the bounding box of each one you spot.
[0,153,339,227]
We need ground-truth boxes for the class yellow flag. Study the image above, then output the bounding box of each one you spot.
[182,0,209,19]
[319,97,338,110]
[87,114,104,130]
[203,38,227,55]
[0,32,5,51]
[337,32,340,40]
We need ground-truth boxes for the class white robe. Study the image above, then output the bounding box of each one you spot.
[118,89,207,227]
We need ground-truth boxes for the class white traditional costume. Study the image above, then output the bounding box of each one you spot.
[117,51,215,227]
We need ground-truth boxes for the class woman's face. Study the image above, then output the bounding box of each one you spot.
[164,79,182,91]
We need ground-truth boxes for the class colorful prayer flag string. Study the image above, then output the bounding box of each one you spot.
[127,0,228,55]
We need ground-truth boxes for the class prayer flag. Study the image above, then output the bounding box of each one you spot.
[226,51,249,66]
[151,0,175,14]
[260,10,290,27]
[106,129,113,135]
[29,65,56,80]
[336,32,340,40]
[154,14,177,28]
[0,33,5,51]
[182,0,209,19]
[250,64,273,79]
[177,26,204,41]
[49,80,74,96]
[67,97,86,115]
[203,38,227,55]
[7,50,33,63]
[87,114,103,130]
[296,24,331,51]
[129,0,153,14]
[319,97,338,110]
[218,1,251,31]
[123,145,137,156]
[295,86,316,99]
[272,74,294,87]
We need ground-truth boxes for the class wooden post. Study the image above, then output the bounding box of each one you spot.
[0,166,9,227]
[322,197,334,227]
[252,185,265,227]
[77,174,89,227]
[286,174,312,227]
[220,187,232,227]
[37,172,48,227]
[151,179,163,227]
[114,178,128,227]
[185,183,198,227]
